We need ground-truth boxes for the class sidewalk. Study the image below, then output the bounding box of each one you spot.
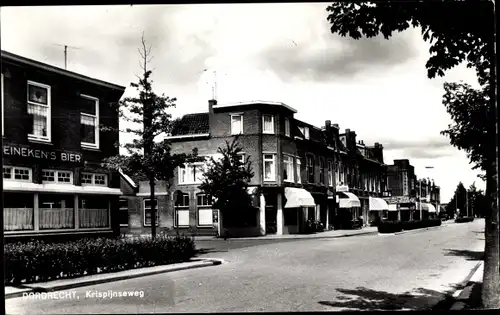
[450,261,484,310]
[193,226,379,241]
[5,258,223,299]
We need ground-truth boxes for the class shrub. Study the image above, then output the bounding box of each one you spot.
[455,216,475,223]
[378,220,403,233]
[4,235,196,285]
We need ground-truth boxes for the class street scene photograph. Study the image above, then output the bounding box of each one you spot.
[1,1,498,313]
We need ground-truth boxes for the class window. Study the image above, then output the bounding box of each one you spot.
[178,162,206,184]
[284,118,290,137]
[119,198,128,226]
[1,73,4,136]
[144,198,159,227]
[306,155,315,183]
[283,155,294,182]
[231,114,243,135]
[80,94,99,149]
[263,154,276,181]
[197,193,213,227]
[175,193,190,227]
[328,161,333,187]
[42,169,73,184]
[39,194,75,229]
[27,81,51,142]
[3,166,32,181]
[304,127,310,139]
[262,114,274,134]
[81,173,108,186]
[296,159,301,183]
[319,157,325,184]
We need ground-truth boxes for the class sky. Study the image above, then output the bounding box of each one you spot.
[1,4,486,202]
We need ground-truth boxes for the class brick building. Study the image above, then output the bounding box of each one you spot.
[385,159,441,221]
[1,50,125,239]
[120,99,388,236]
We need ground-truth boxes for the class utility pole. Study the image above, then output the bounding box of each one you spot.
[466,190,469,217]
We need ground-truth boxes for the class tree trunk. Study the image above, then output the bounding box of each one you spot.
[150,174,157,239]
[482,164,500,309]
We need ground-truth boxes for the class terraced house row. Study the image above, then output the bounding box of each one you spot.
[1,50,440,239]
[119,99,389,237]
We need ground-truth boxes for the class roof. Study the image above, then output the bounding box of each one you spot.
[213,100,297,113]
[1,50,126,91]
[171,113,209,136]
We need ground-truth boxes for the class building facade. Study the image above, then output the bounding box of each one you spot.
[385,159,441,221]
[1,50,125,239]
[120,99,388,236]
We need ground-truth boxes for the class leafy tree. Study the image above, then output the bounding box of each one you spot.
[447,182,467,217]
[198,137,255,230]
[326,1,498,308]
[101,34,200,238]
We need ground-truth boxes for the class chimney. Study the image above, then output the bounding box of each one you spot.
[208,99,217,133]
[333,123,339,129]
[325,120,333,146]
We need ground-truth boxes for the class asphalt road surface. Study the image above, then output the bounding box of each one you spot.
[6,219,485,313]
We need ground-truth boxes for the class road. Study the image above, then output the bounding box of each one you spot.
[6,219,484,313]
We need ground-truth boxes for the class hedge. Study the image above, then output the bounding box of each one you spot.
[455,216,475,223]
[378,220,403,233]
[4,235,196,285]
[378,219,442,234]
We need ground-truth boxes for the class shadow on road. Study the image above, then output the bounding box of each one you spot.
[318,286,458,311]
[444,249,484,261]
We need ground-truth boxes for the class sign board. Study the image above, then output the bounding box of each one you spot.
[383,196,416,204]
[336,185,349,192]
[3,144,83,164]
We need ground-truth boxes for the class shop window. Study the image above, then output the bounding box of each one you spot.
[143,198,159,227]
[3,192,34,231]
[3,166,32,181]
[197,193,213,227]
[27,80,51,142]
[39,194,75,229]
[81,173,108,186]
[283,208,298,226]
[175,192,190,227]
[79,195,110,228]
[119,198,129,227]
[262,114,274,134]
[263,154,276,181]
[42,169,73,184]
[80,94,99,149]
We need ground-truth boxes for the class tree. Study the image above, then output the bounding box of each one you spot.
[447,182,467,217]
[101,33,200,238]
[198,137,255,233]
[326,1,498,308]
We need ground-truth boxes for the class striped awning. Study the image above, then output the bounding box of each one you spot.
[369,197,389,211]
[284,187,316,208]
[339,192,361,208]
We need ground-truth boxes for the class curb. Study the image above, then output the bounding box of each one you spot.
[195,231,378,241]
[450,261,484,310]
[395,225,444,235]
[5,258,223,299]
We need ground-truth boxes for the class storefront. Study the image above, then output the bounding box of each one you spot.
[368,196,389,225]
[283,187,316,234]
[3,144,121,238]
[336,185,361,229]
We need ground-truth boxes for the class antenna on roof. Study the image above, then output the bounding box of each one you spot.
[53,43,81,70]
[212,70,217,101]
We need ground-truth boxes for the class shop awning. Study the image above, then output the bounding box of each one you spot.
[426,203,437,213]
[3,181,123,195]
[388,204,398,212]
[339,192,361,208]
[416,202,430,211]
[284,187,316,208]
[369,197,389,211]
